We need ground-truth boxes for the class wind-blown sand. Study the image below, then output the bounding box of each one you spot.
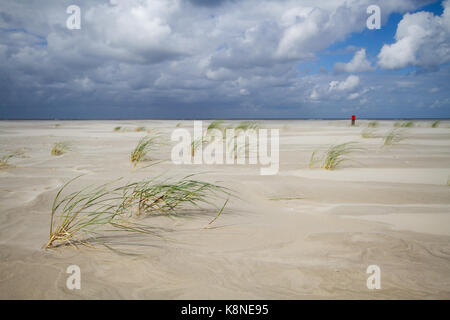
[0,119,449,299]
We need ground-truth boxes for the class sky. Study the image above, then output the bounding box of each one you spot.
[0,0,449,119]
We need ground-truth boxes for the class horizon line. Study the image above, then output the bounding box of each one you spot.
[1,117,449,121]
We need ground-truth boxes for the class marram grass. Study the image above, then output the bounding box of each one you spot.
[0,155,13,168]
[361,129,378,139]
[235,121,259,132]
[46,177,135,249]
[431,120,440,128]
[309,142,363,170]
[383,129,404,146]
[45,175,230,249]
[130,135,160,167]
[191,120,259,156]
[191,137,207,157]
[51,142,70,156]
[321,142,363,170]
[134,126,147,132]
[125,175,231,217]
[0,151,22,168]
[394,121,414,128]
[402,121,414,128]
[206,120,225,133]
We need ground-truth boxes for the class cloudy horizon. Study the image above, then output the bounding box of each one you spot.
[1,0,450,119]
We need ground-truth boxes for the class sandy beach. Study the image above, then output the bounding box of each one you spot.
[0,119,449,299]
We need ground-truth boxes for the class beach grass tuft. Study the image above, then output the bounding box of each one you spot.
[321,142,363,170]
[134,126,147,132]
[190,120,259,157]
[191,137,207,157]
[45,177,153,249]
[0,152,21,168]
[308,150,321,169]
[207,120,225,133]
[130,135,160,166]
[125,175,230,217]
[114,126,122,132]
[51,142,70,156]
[431,120,440,128]
[204,120,226,144]
[383,129,404,146]
[368,121,378,128]
[402,121,414,128]
[45,175,230,248]
[0,155,12,168]
[235,121,259,132]
[361,129,378,139]
[309,142,363,170]
[394,121,414,128]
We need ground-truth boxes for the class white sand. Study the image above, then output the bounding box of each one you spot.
[343,213,450,236]
[0,119,449,299]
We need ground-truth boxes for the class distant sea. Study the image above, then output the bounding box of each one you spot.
[1,117,449,121]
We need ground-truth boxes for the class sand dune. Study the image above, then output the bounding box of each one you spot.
[0,120,449,299]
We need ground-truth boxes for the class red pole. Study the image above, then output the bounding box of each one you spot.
[351,115,356,126]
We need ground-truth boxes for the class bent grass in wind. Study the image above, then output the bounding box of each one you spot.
[431,120,440,128]
[46,177,134,249]
[191,120,226,155]
[235,121,259,132]
[394,121,414,128]
[51,142,70,156]
[125,175,230,217]
[134,126,147,132]
[361,129,378,139]
[309,142,363,170]
[130,135,160,167]
[0,151,22,168]
[383,129,404,146]
[230,121,260,159]
[190,120,260,157]
[0,155,12,168]
[45,175,230,249]
[191,137,207,157]
[206,120,225,133]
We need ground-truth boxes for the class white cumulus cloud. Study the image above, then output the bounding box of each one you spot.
[334,48,375,73]
[378,0,450,70]
[329,75,360,91]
